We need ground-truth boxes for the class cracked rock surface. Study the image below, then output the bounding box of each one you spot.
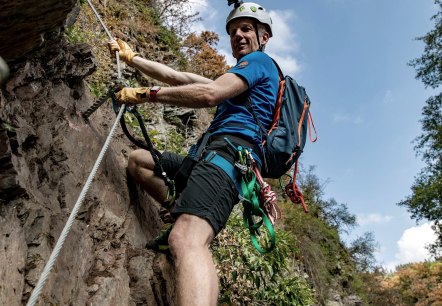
[0,1,177,305]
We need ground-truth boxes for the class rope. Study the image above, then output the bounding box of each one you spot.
[253,163,280,225]
[26,1,124,305]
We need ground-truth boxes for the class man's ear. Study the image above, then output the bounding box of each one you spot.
[260,32,270,47]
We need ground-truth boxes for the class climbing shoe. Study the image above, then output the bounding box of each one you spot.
[146,223,173,253]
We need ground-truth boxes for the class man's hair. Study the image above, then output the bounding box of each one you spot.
[257,23,270,51]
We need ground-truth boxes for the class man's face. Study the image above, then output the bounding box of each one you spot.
[228,18,260,59]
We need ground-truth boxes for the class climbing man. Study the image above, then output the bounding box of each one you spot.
[108,2,278,305]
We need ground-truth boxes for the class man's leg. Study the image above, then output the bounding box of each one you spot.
[127,149,169,202]
[168,214,218,306]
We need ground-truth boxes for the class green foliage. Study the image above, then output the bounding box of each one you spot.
[212,208,314,305]
[2,121,17,132]
[282,167,367,303]
[401,0,442,256]
[163,128,186,155]
[408,0,442,89]
[87,82,106,98]
[348,232,379,272]
[318,198,357,234]
[65,25,87,44]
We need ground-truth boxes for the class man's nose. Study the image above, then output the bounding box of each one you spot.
[233,30,245,41]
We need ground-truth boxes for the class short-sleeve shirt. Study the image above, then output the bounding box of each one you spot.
[207,51,279,165]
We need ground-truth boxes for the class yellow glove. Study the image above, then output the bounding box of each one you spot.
[108,38,139,63]
[116,87,150,105]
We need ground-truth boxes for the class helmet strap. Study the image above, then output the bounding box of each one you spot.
[254,21,263,51]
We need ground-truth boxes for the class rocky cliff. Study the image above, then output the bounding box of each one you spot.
[0,1,180,305]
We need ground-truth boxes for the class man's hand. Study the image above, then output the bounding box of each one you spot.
[108,38,139,63]
[116,87,150,105]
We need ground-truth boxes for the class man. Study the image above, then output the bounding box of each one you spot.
[109,2,278,305]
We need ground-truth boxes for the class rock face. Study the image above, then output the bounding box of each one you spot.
[0,0,76,61]
[0,2,176,305]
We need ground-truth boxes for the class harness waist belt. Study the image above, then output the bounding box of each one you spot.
[204,151,243,196]
[210,134,262,160]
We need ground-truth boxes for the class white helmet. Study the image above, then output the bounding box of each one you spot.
[226,2,273,37]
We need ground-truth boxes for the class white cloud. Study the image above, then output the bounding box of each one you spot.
[266,10,301,76]
[333,113,363,124]
[384,222,437,271]
[267,10,299,54]
[333,113,350,123]
[189,0,217,33]
[353,115,364,124]
[268,53,301,76]
[382,90,394,104]
[218,48,236,67]
[357,213,393,226]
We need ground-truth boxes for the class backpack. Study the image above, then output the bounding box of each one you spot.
[247,59,317,211]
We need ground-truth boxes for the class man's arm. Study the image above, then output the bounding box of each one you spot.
[130,56,212,86]
[108,39,212,85]
[117,72,248,108]
[156,72,248,107]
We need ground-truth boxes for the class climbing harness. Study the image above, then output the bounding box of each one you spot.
[201,136,280,254]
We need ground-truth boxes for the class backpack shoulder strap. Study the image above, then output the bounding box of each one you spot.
[245,97,267,135]
[245,57,284,133]
[271,58,284,81]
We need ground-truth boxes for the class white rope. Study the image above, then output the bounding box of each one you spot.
[26,1,126,305]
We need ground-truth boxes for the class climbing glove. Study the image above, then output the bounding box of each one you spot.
[116,87,150,105]
[108,38,139,63]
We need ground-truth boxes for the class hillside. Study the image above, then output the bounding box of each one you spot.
[0,0,390,305]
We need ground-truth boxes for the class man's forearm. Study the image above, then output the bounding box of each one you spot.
[156,84,218,108]
[130,57,211,86]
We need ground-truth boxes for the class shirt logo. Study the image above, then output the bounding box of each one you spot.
[239,61,249,68]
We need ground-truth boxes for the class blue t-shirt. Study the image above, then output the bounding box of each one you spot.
[208,51,279,165]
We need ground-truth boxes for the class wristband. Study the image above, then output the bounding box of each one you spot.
[149,86,161,102]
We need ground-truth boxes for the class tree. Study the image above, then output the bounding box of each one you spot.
[400,0,442,256]
[298,166,357,234]
[318,198,357,234]
[153,0,201,37]
[348,232,379,272]
[182,31,229,79]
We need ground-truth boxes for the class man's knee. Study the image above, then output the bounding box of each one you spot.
[168,214,214,255]
[127,149,154,178]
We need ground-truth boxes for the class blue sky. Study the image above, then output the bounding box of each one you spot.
[188,0,439,270]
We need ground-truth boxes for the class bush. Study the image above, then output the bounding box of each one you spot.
[212,207,314,305]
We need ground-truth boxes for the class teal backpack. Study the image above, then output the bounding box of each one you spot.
[247,59,317,180]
